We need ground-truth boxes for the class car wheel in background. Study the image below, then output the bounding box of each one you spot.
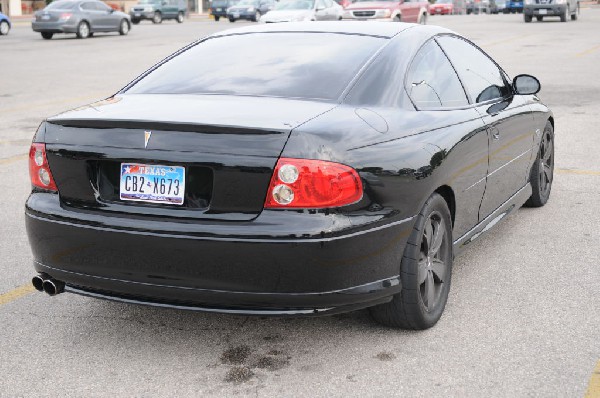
[370,193,453,330]
[41,32,53,39]
[419,12,427,24]
[131,18,140,24]
[76,21,90,38]
[119,19,130,35]
[177,12,184,22]
[525,121,554,207]
[524,13,532,22]
[252,11,261,21]
[560,5,568,21]
[214,15,220,21]
[393,14,401,21]
[571,3,578,19]
[152,11,162,23]
[0,20,9,35]
[228,16,236,22]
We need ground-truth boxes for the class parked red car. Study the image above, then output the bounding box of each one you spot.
[334,0,353,8]
[430,0,453,14]
[342,0,429,23]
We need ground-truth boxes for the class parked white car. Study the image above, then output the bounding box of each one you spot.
[260,0,342,22]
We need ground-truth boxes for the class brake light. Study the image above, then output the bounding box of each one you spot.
[29,143,57,191]
[59,12,72,20]
[265,158,362,209]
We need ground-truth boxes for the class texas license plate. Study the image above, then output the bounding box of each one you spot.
[134,12,141,16]
[539,8,547,13]
[120,163,185,205]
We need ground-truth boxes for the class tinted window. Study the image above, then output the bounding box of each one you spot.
[436,36,510,104]
[80,2,95,10]
[405,40,468,109]
[94,2,111,10]
[128,33,385,101]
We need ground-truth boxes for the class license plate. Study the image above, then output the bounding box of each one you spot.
[120,163,185,205]
[539,8,547,13]
[216,7,222,11]
[42,15,50,20]
[134,12,141,16]
[232,12,240,17]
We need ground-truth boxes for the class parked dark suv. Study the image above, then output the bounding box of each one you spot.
[210,0,239,21]
[129,0,186,24]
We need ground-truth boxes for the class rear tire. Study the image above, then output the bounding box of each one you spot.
[177,11,184,22]
[131,18,140,24]
[152,11,162,23]
[76,21,90,39]
[252,10,261,21]
[393,14,401,21]
[419,12,427,24]
[214,15,220,21]
[524,14,532,22]
[571,4,578,19]
[536,15,543,21]
[370,193,453,330]
[41,32,53,39]
[228,16,236,22]
[524,121,554,207]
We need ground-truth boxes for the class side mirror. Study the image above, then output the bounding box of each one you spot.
[513,74,540,95]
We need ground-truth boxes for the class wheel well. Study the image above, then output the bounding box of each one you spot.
[435,185,455,227]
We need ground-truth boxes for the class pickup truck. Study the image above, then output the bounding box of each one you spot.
[342,0,429,23]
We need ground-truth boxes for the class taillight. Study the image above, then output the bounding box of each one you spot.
[59,12,72,20]
[265,158,362,209]
[29,143,57,192]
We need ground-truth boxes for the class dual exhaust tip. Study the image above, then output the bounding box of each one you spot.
[32,273,65,296]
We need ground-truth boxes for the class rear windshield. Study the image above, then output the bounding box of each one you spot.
[46,0,79,9]
[126,33,386,101]
[212,0,228,5]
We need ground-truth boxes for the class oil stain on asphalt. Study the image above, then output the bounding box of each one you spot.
[220,345,291,383]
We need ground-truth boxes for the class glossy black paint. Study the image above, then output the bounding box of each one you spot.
[26,22,553,315]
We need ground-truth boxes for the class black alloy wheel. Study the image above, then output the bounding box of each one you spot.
[153,11,162,23]
[41,32,53,39]
[525,121,554,207]
[370,193,453,330]
[560,5,568,21]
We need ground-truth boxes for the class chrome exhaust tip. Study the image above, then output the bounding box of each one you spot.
[42,279,65,296]
[32,273,49,292]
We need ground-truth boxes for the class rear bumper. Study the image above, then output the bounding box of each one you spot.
[32,21,78,33]
[26,192,413,315]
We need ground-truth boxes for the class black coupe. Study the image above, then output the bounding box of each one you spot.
[26,22,554,329]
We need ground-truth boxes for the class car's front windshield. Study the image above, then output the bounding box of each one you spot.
[212,0,228,6]
[138,0,160,4]
[274,0,314,10]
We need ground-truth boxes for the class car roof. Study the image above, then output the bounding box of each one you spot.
[209,21,423,39]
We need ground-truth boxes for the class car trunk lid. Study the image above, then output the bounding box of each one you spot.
[43,94,335,221]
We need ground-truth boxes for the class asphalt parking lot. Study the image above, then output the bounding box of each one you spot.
[1,11,599,397]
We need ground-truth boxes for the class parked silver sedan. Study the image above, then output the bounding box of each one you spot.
[32,0,131,40]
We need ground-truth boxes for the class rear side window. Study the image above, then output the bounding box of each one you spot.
[127,33,386,101]
[436,35,511,104]
[80,2,95,10]
[47,0,79,9]
[405,39,468,109]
